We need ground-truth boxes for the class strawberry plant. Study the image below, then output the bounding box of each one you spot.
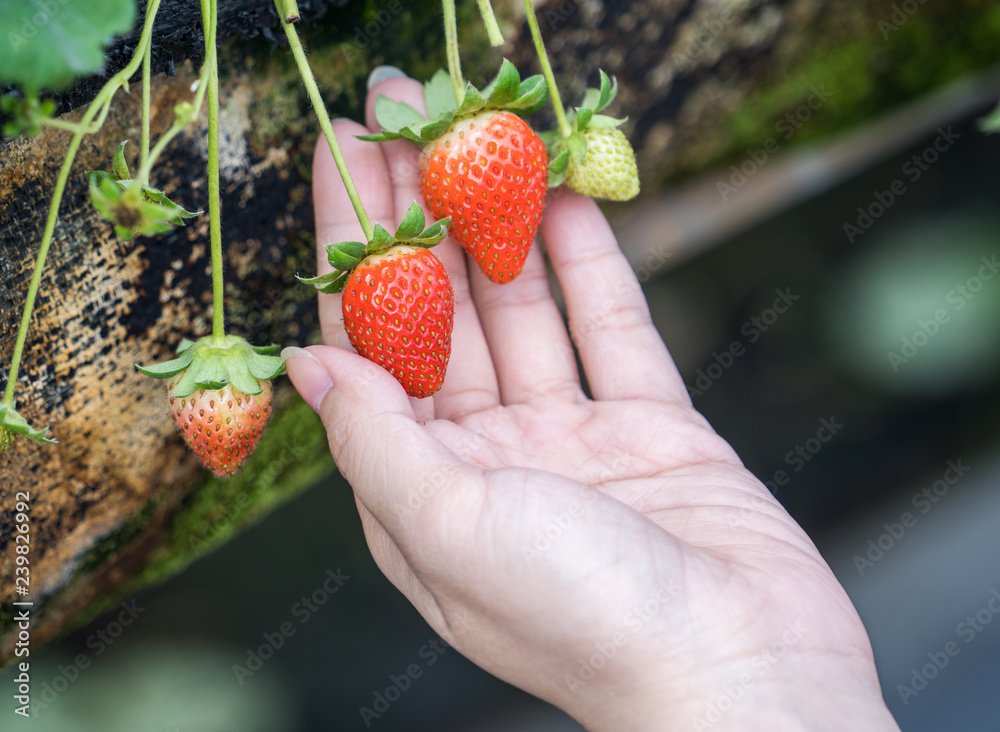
[304,204,454,397]
[364,1,550,284]
[0,0,646,461]
[364,60,549,283]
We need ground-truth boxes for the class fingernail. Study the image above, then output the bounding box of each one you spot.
[282,348,332,412]
[367,65,407,90]
[281,346,318,362]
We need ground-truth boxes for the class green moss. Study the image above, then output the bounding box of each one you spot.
[688,0,1000,179]
[724,40,875,151]
[38,387,333,641]
[126,385,334,589]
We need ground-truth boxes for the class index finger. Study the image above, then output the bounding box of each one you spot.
[312,118,397,351]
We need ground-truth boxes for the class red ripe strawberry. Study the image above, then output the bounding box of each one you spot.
[167,379,273,478]
[342,245,454,398]
[420,111,548,284]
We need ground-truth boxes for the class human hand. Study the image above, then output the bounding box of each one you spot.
[283,71,901,731]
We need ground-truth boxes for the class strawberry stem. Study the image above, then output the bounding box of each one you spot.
[141,29,152,170]
[132,52,213,189]
[476,0,505,47]
[276,0,374,241]
[204,0,226,344]
[442,0,466,104]
[1,0,164,409]
[522,0,572,139]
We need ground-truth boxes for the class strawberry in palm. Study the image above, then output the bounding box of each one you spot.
[363,61,549,284]
[301,203,454,398]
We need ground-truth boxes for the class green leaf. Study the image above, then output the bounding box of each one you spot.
[0,0,136,92]
[548,150,570,188]
[410,217,451,245]
[482,59,522,108]
[143,186,202,222]
[371,223,395,251]
[374,95,425,133]
[581,71,618,114]
[567,132,588,163]
[136,349,197,379]
[539,128,561,148]
[589,114,626,129]
[597,70,617,111]
[247,351,286,381]
[424,70,458,119]
[508,76,548,113]
[356,130,403,142]
[250,344,281,356]
[457,85,486,115]
[414,115,456,141]
[298,270,350,294]
[170,366,201,398]
[326,240,366,270]
[395,202,426,240]
[189,356,229,391]
[577,108,593,130]
[112,140,130,180]
[0,404,57,447]
[227,358,263,396]
[549,149,570,175]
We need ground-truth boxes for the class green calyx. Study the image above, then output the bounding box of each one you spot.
[0,403,57,451]
[87,141,201,240]
[299,202,450,295]
[544,70,628,188]
[136,335,286,399]
[360,59,547,144]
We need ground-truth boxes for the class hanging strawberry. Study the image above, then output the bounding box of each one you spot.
[363,61,549,284]
[545,71,640,202]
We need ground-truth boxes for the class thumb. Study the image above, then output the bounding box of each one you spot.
[281,345,463,530]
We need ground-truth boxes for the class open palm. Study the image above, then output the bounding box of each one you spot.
[284,75,899,731]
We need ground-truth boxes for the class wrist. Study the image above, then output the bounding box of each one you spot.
[562,655,900,732]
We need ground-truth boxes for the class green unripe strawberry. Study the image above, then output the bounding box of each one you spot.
[566,127,640,201]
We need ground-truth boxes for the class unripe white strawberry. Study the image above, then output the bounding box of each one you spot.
[566,127,640,201]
